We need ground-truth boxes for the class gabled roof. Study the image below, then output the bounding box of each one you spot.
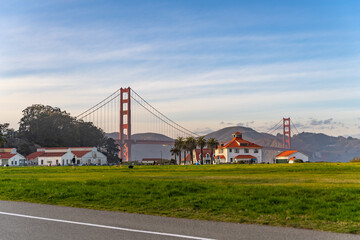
[0,153,16,159]
[276,150,298,157]
[72,151,91,157]
[234,155,257,160]
[219,137,262,149]
[26,151,44,160]
[41,152,66,157]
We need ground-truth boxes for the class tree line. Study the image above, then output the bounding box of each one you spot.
[170,136,219,165]
[0,104,119,162]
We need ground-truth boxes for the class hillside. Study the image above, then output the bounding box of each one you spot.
[205,126,360,162]
[106,127,360,162]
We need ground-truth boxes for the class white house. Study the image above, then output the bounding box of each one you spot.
[27,147,107,166]
[182,148,213,165]
[275,150,309,163]
[0,148,27,166]
[214,132,263,164]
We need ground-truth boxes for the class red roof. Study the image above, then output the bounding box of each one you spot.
[40,152,66,157]
[219,136,262,149]
[276,150,298,157]
[72,151,90,157]
[215,155,226,159]
[0,153,16,159]
[234,155,257,160]
[26,152,44,160]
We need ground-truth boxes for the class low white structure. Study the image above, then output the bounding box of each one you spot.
[275,150,309,163]
[27,147,107,166]
[214,132,263,164]
[182,149,213,165]
[0,148,27,166]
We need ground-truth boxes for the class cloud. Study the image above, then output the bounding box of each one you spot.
[310,118,333,126]
[194,127,214,135]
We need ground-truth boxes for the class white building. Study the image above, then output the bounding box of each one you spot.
[0,148,27,166]
[27,147,107,166]
[214,132,263,164]
[275,150,309,163]
[182,148,213,165]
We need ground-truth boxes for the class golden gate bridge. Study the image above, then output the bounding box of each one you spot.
[76,87,300,161]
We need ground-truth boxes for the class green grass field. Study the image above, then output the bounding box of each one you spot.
[0,163,359,233]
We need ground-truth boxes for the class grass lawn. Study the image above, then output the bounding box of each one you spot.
[0,163,359,233]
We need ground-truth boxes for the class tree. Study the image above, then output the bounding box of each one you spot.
[207,138,219,164]
[174,137,185,165]
[185,137,197,165]
[102,137,120,164]
[197,136,207,165]
[18,104,105,149]
[170,147,180,165]
[0,123,10,147]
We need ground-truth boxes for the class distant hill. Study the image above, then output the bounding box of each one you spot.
[204,126,360,162]
[106,127,360,162]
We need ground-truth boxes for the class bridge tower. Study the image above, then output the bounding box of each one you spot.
[119,87,131,161]
[283,117,291,149]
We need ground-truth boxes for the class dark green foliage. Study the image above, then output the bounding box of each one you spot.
[17,104,105,154]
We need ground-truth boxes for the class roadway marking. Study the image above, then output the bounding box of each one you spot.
[0,211,216,240]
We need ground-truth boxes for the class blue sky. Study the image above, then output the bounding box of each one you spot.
[1,0,360,137]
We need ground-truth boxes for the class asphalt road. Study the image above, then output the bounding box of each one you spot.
[0,200,359,240]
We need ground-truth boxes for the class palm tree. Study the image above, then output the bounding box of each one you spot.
[170,147,180,165]
[197,136,207,165]
[185,136,197,165]
[207,138,219,164]
[174,137,184,165]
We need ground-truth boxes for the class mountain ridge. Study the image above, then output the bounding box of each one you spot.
[106,126,359,162]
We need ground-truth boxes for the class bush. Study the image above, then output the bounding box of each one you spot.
[294,159,303,163]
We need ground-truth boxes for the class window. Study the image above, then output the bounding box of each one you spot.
[56,160,58,165]
[240,143,248,146]
[245,149,249,153]
[235,149,239,153]
[11,161,13,165]
[254,149,259,153]
[41,160,43,165]
[230,158,233,162]
[229,149,232,152]
[15,161,17,165]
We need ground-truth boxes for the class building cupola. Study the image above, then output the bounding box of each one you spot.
[233,132,243,139]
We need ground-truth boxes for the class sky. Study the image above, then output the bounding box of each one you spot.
[1,0,360,137]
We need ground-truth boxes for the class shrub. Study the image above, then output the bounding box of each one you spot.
[294,159,303,163]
